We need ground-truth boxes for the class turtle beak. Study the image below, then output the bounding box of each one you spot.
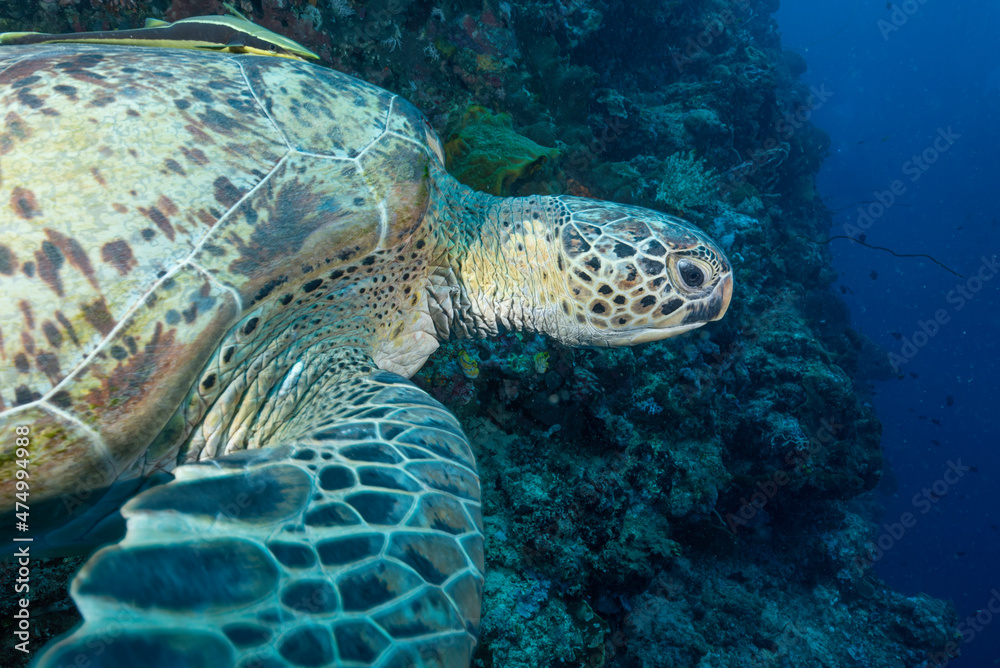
[713,274,733,321]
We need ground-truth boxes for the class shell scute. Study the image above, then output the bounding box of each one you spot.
[192,153,382,304]
[58,265,239,465]
[239,57,393,157]
[357,133,432,247]
[0,46,287,413]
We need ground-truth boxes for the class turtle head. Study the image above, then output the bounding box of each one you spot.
[546,198,732,346]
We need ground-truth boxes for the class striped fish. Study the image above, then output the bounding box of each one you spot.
[0,8,318,61]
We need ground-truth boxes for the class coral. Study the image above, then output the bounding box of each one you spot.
[655,150,717,213]
[444,106,559,196]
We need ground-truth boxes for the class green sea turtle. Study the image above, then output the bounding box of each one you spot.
[0,43,732,667]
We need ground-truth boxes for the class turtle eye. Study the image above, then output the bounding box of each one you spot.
[677,259,706,289]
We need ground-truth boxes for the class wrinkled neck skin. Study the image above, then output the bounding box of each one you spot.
[424,165,563,343]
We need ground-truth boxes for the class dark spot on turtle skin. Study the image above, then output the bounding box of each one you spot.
[164,159,186,176]
[280,294,293,306]
[14,353,29,374]
[639,257,665,276]
[661,298,684,316]
[190,88,213,104]
[16,88,43,109]
[110,346,128,361]
[222,347,235,363]
[639,295,657,309]
[174,99,190,111]
[182,304,198,324]
[53,84,77,97]
[585,256,602,272]
[87,94,117,108]
[185,123,213,145]
[279,625,334,666]
[201,243,225,257]
[317,534,385,567]
[199,108,238,135]
[592,302,606,314]
[101,240,136,276]
[281,580,339,614]
[14,385,40,406]
[346,492,412,525]
[303,279,323,293]
[223,623,271,649]
[141,205,174,241]
[333,621,391,663]
[243,317,259,336]
[55,311,78,346]
[267,542,316,569]
[573,269,592,283]
[19,300,33,329]
[202,374,216,390]
[614,295,627,305]
[36,352,60,380]
[44,228,97,289]
[180,146,209,165]
[90,167,106,186]
[598,284,613,295]
[251,277,287,305]
[42,321,63,348]
[34,241,64,297]
[124,336,137,355]
[49,390,72,410]
[305,503,362,527]
[561,226,591,257]
[165,309,181,326]
[11,187,40,219]
[613,242,636,258]
[82,299,115,336]
[319,466,355,491]
[141,228,156,241]
[11,75,40,88]
[0,245,15,275]
[21,261,34,277]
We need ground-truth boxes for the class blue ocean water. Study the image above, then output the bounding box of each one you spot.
[775,2,1000,665]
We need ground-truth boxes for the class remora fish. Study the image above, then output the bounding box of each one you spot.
[0,9,318,61]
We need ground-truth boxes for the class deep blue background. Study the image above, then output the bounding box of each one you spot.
[774,1,1000,665]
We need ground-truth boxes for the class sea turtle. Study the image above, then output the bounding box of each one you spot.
[0,44,732,667]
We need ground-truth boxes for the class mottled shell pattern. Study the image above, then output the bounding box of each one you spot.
[0,45,444,519]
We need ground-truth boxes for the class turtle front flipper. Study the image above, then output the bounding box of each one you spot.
[35,366,483,668]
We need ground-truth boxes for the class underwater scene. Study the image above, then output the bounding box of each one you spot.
[0,0,996,666]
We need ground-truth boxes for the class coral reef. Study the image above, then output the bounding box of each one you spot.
[0,0,958,666]
[444,106,559,196]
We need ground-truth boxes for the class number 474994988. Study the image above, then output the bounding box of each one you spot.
[14,426,30,527]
